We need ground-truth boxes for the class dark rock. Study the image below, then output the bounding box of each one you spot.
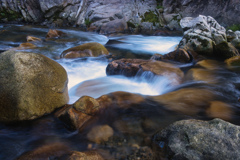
[56,96,100,130]
[106,59,184,85]
[0,50,69,122]
[152,118,240,160]
[151,48,191,63]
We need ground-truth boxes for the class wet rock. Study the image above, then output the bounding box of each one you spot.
[46,29,66,39]
[0,50,69,122]
[152,118,240,160]
[60,42,109,58]
[151,48,191,63]
[27,36,42,42]
[56,96,100,130]
[18,42,37,49]
[106,59,184,85]
[87,125,114,144]
[179,15,239,59]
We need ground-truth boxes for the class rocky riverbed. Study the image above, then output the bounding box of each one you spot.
[1,15,240,160]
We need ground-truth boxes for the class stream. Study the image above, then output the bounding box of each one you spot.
[1,24,240,159]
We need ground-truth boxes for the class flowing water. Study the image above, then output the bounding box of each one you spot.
[1,24,240,159]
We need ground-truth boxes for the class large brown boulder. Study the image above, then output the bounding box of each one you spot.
[152,118,240,160]
[60,42,109,58]
[0,50,69,122]
[106,59,184,85]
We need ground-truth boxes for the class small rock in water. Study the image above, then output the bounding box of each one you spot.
[46,29,66,39]
[87,125,114,144]
[27,36,42,42]
[18,42,36,49]
[60,42,109,58]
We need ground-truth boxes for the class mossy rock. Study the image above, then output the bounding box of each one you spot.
[141,10,159,26]
[0,50,69,122]
[0,9,21,21]
[60,42,109,58]
[214,41,239,59]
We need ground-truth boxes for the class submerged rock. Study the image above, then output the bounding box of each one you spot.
[18,42,37,49]
[59,151,104,160]
[0,50,69,122]
[179,15,239,59]
[152,118,240,160]
[17,143,70,160]
[87,125,114,144]
[17,142,104,160]
[106,59,184,85]
[46,29,66,39]
[27,36,42,42]
[60,42,109,58]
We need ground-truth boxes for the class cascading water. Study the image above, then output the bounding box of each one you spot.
[0,24,186,160]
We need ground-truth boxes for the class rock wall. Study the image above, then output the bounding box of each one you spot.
[1,0,240,33]
[0,0,159,33]
[162,0,240,28]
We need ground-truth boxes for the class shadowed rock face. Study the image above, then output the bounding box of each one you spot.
[0,50,69,122]
[162,0,240,28]
[1,0,240,33]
